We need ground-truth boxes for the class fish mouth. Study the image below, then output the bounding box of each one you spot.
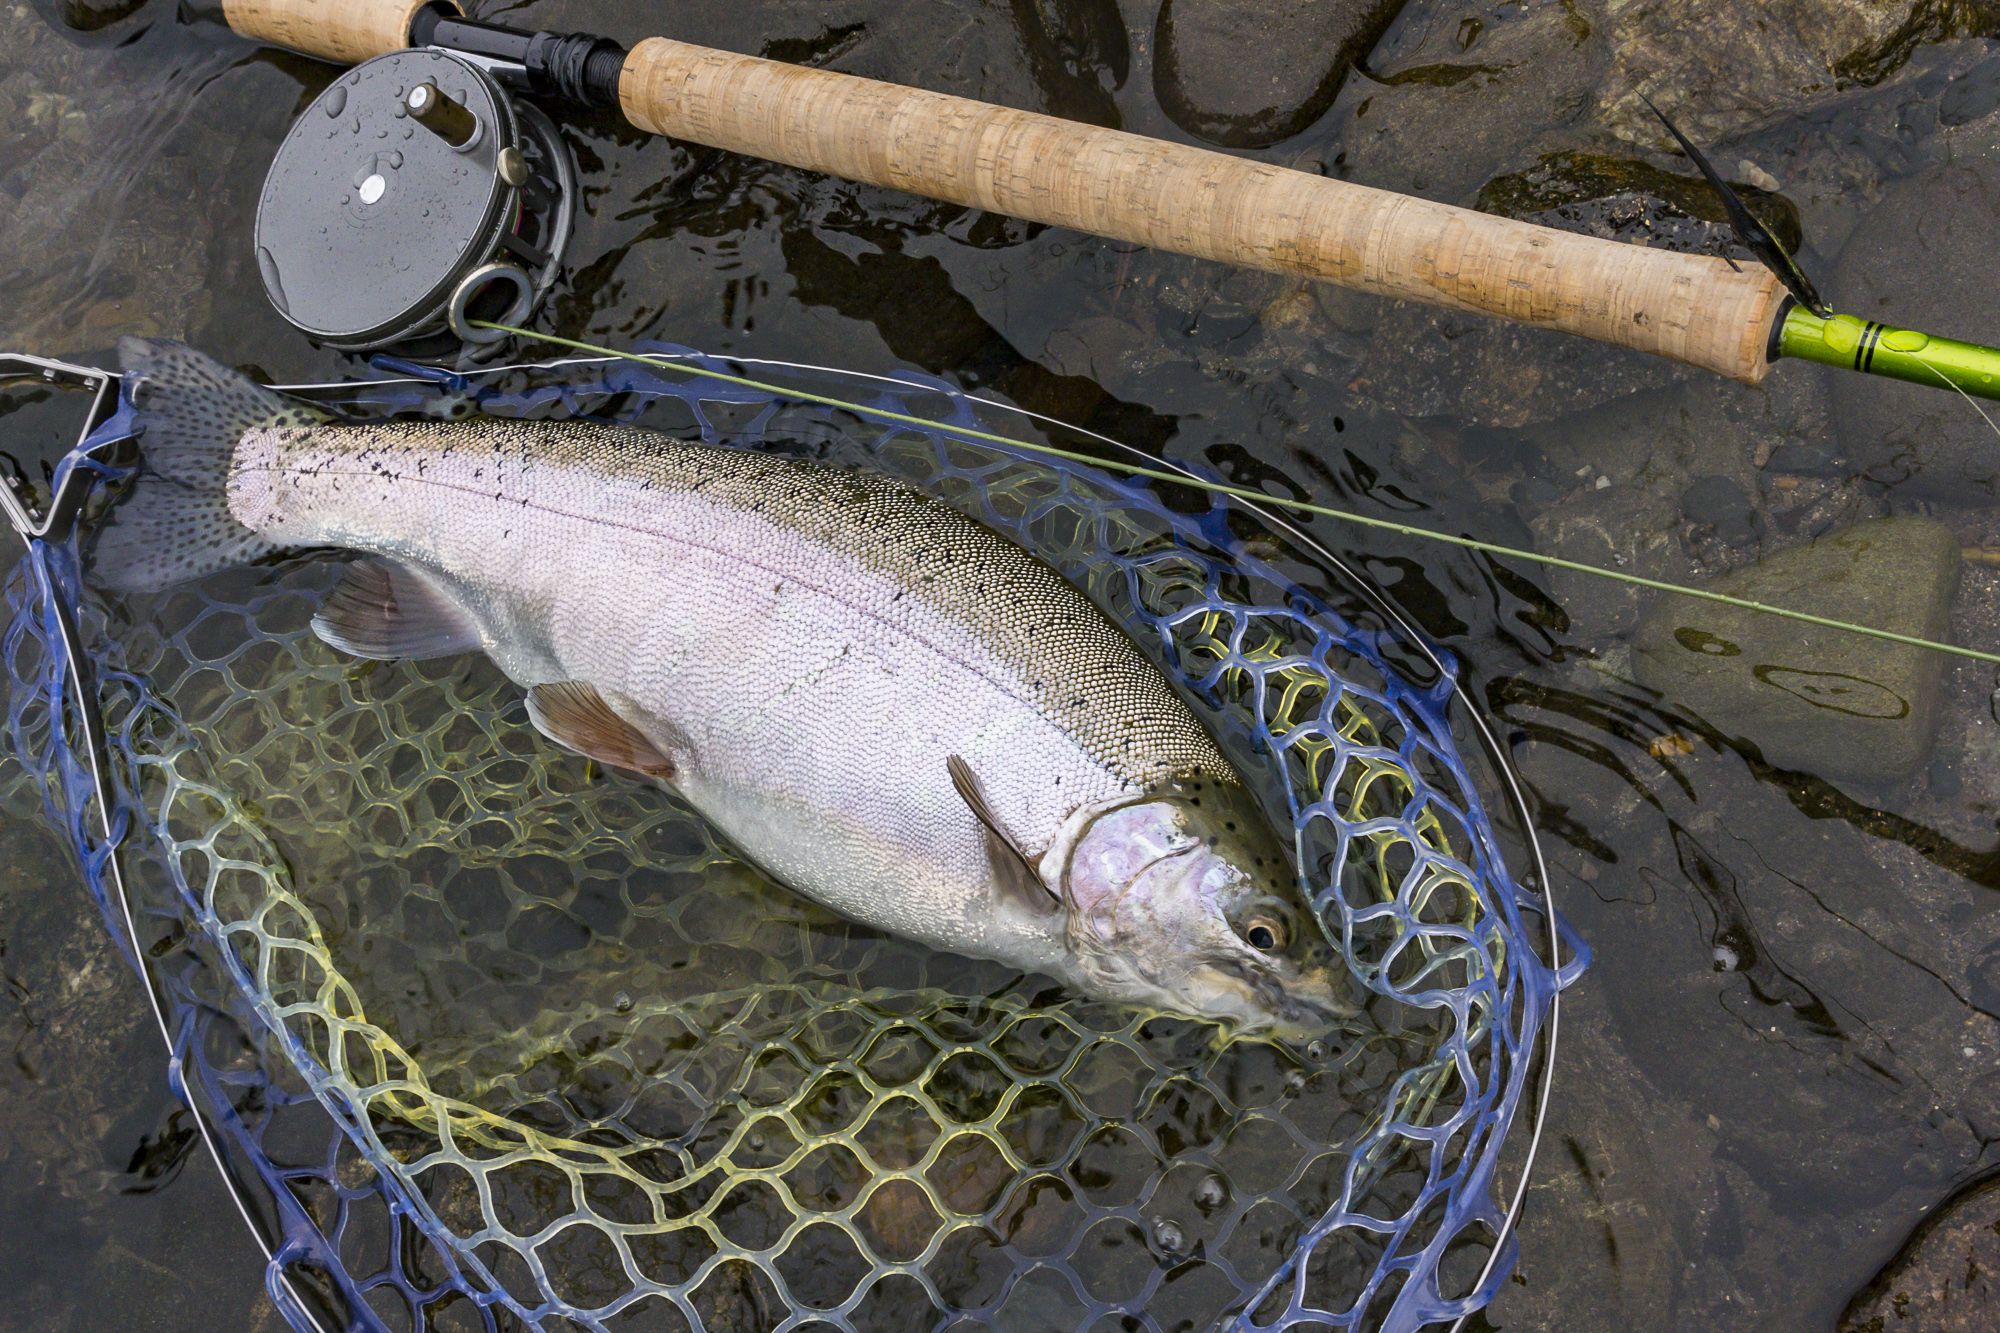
[1200,955,1353,1037]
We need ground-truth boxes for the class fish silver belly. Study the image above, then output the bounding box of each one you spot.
[228,417,1232,977]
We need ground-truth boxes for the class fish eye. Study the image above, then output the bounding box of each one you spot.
[1242,915,1286,951]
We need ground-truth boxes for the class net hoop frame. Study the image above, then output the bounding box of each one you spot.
[1,345,1586,1332]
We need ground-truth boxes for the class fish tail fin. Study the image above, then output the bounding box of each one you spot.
[91,339,327,592]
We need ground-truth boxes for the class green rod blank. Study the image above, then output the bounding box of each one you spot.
[1778,305,2000,403]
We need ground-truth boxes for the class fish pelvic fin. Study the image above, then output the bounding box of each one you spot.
[90,339,329,592]
[947,754,1060,917]
[312,558,484,661]
[527,681,679,781]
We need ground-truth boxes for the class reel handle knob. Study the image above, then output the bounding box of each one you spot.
[406,81,478,148]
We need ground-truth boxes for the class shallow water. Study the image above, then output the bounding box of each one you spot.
[4,1,2000,1329]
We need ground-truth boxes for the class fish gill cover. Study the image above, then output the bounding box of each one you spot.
[0,348,1581,1332]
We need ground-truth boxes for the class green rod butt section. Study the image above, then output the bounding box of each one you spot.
[1779,305,2000,403]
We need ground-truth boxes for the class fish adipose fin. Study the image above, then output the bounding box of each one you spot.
[528,682,678,780]
[311,559,484,661]
[947,755,1059,917]
[92,339,329,592]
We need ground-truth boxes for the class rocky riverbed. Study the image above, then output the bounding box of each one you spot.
[4,0,2000,1328]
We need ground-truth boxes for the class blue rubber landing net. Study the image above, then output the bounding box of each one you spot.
[1,346,1584,1331]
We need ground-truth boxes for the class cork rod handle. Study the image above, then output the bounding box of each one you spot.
[218,1,1787,383]
[621,38,1784,383]
[222,0,450,66]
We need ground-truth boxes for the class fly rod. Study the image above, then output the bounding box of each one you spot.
[211,0,2000,402]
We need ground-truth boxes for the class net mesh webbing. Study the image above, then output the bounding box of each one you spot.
[0,348,1581,1331]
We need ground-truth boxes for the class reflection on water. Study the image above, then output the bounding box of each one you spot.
[3,0,2000,1329]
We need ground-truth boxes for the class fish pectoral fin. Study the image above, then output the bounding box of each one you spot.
[312,559,483,661]
[528,682,678,781]
[946,754,1059,917]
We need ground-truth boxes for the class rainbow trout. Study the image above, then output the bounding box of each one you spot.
[100,340,1349,1034]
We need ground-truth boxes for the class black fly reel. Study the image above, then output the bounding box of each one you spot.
[255,48,578,361]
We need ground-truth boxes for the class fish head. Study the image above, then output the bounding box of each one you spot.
[1053,774,1352,1038]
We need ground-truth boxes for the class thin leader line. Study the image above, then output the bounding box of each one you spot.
[471,322,2000,668]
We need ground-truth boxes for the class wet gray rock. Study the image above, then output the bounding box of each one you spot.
[1357,306,1680,430]
[1714,40,1997,264]
[1333,1,1607,205]
[848,0,1131,125]
[0,802,273,1327]
[1829,157,2000,504]
[0,814,150,1193]
[1476,151,1803,257]
[34,0,148,35]
[1941,51,2000,133]
[1484,1005,1713,1330]
[1517,369,1819,638]
[0,4,233,354]
[1531,473,1691,641]
[1840,1170,2000,1331]
[1039,314,1161,398]
[1680,475,1758,545]
[1153,0,1406,148]
[1595,1,2000,146]
[1633,517,1961,782]
[1765,440,1844,477]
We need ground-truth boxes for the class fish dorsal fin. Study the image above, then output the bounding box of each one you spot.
[947,755,1059,917]
[312,559,483,661]
[528,682,678,780]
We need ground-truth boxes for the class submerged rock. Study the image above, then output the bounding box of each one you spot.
[1679,475,1759,546]
[1529,463,1691,641]
[1830,158,2000,504]
[35,0,148,35]
[1334,1,1606,205]
[1595,0,2000,145]
[1153,0,1406,148]
[1533,482,1692,641]
[1476,151,1803,257]
[1941,51,2000,132]
[1633,517,1961,783]
[1356,306,1678,429]
[1518,370,1824,639]
[1840,1169,2000,1331]
[1010,0,1130,127]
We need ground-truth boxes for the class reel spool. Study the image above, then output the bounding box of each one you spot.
[253,47,577,360]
